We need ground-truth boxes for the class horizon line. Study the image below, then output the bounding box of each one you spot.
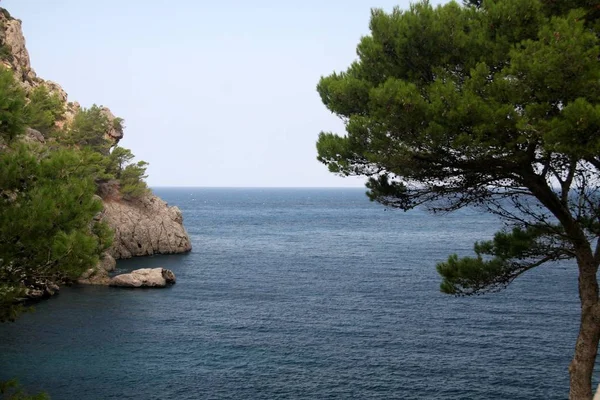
[149,186,367,189]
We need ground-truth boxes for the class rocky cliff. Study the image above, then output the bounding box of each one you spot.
[103,194,192,259]
[0,8,192,285]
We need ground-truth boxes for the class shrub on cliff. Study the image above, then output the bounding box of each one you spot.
[0,44,12,63]
[66,110,150,199]
[119,160,149,199]
[23,85,64,136]
[68,105,112,153]
[107,145,134,176]
[112,117,124,132]
[107,146,149,199]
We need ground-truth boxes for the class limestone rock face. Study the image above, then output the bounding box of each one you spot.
[103,194,192,259]
[0,10,121,147]
[0,15,38,90]
[100,106,124,142]
[41,80,68,103]
[22,127,45,144]
[109,268,176,288]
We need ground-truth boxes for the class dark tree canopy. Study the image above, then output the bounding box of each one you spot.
[316,1,600,398]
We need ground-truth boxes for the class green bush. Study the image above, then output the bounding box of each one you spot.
[107,145,134,177]
[107,146,149,199]
[0,144,111,322]
[57,110,149,199]
[68,105,111,153]
[119,160,149,199]
[0,379,49,400]
[0,44,12,62]
[92,220,114,254]
[112,117,124,132]
[79,148,114,182]
[0,67,25,142]
[23,86,64,135]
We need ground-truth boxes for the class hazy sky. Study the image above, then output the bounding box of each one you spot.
[3,0,444,187]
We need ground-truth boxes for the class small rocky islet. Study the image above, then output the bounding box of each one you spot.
[109,268,176,288]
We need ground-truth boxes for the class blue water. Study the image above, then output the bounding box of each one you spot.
[0,188,588,399]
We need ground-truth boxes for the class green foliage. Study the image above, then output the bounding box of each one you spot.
[64,111,149,199]
[0,44,12,62]
[105,146,149,199]
[23,86,64,135]
[0,67,25,142]
[92,220,114,254]
[0,144,109,321]
[112,117,124,132]
[0,285,27,323]
[317,5,600,392]
[316,0,600,295]
[68,105,112,153]
[107,146,134,177]
[0,379,49,400]
[437,226,569,295]
[119,160,149,199]
[79,148,114,182]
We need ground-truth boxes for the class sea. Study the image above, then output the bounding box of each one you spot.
[0,188,591,399]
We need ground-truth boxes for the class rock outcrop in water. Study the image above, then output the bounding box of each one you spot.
[0,8,192,288]
[109,268,176,288]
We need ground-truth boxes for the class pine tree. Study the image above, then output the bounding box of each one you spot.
[316,1,600,397]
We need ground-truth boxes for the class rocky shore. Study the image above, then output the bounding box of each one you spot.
[76,192,192,286]
[0,8,192,294]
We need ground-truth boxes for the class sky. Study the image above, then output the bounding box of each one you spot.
[3,0,445,187]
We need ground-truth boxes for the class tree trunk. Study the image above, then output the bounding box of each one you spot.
[569,255,600,400]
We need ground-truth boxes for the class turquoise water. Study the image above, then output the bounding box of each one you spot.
[0,188,586,399]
